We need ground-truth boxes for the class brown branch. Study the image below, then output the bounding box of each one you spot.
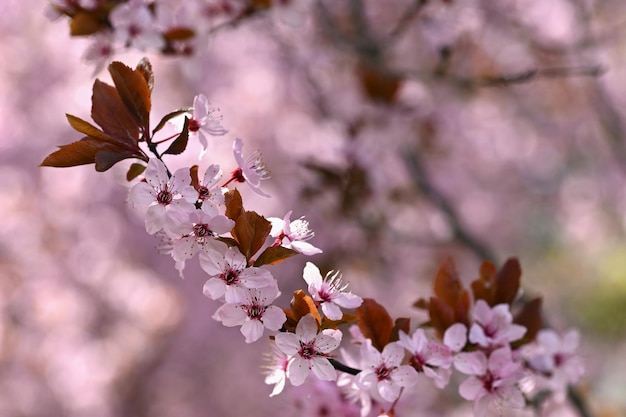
[401,150,498,263]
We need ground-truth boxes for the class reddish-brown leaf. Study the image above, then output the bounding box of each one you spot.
[321,313,358,331]
[66,114,121,145]
[94,150,140,172]
[428,297,455,338]
[163,27,195,41]
[356,298,394,352]
[513,297,543,348]
[163,117,189,155]
[41,137,118,168]
[91,80,140,146]
[70,12,104,36]
[390,317,411,343]
[471,258,522,306]
[283,290,321,332]
[253,246,298,267]
[225,189,245,221]
[126,163,146,181]
[232,211,271,261]
[357,62,403,103]
[433,257,465,307]
[108,61,151,131]
[136,58,154,93]
[494,258,521,305]
[152,108,192,135]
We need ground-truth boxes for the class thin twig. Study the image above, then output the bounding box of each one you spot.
[401,150,498,262]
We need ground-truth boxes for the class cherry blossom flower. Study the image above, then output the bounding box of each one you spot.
[263,341,290,397]
[356,340,419,402]
[398,328,455,388]
[169,210,234,266]
[223,138,271,197]
[469,299,526,349]
[303,262,362,320]
[525,329,584,394]
[109,0,165,51]
[82,32,116,75]
[193,164,225,215]
[200,244,275,303]
[454,346,526,417]
[274,314,342,386]
[188,94,228,159]
[128,158,196,235]
[212,284,286,343]
[336,348,378,417]
[268,210,322,255]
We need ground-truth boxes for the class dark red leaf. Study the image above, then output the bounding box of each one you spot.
[232,211,272,261]
[390,317,411,343]
[163,117,189,155]
[91,80,140,146]
[136,58,154,93]
[108,61,152,131]
[126,163,146,181]
[70,12,104,36]
[283,290,321,332]
[513,297,543,348]
[224,189,245,221]
[152,108,192,135]
[494,258,521,305]
[356,298,394,351]
[163,27,195,41]
[254,246,298,267]
[433,258,464,307]
[41,137,116,168]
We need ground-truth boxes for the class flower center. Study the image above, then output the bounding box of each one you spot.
[481,372,495,392]
[298,341,317,360]
[157,189,173,205]
[410,355,425,372]
[198,186,210,200]
[222,268,239,285]
[231,167,246,183]
[375,364,394,381]
[189,118,201,132]
[193,223,211,238]
[246,300,266,320]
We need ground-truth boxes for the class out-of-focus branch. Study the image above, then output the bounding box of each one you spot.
[401,150,498,263]
[400,64,605,88]
[384,0,428,44]
[588,79,626,176]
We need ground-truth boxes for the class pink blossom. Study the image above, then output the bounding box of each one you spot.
[82,32,116,75]
[188,94,228,159]
[274,314,342,386]
[269,210,322,255]
[194,164,225,216]
[356,340,419,402]
[128,158,196,235]
[469,299,526,349]
[263,341,290,397]
[212,284,286,343]
[213,285,287,343]
[109,0,165,51]
[200,244,275,303]
[454,346,526,417]
[169,210,234,266]
[525,329,584,394]
[303,262,363,320]
[224,138,271,198]
[397,328,454,388]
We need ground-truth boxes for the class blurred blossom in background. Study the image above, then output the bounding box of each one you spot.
[2,0,626,416]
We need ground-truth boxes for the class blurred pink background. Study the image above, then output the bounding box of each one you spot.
[2,0,626,416]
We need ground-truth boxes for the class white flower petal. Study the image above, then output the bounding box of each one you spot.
[310,357,337,381]
[241,319,265,343]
